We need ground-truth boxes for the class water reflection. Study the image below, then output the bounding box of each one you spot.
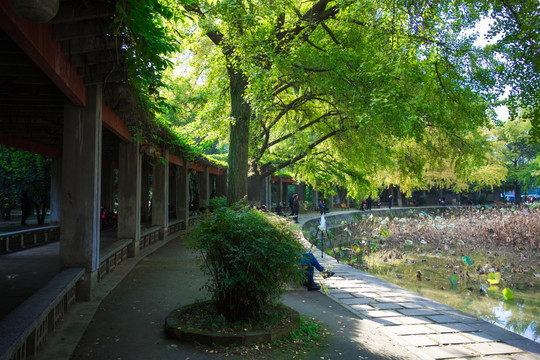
[377,273,540,343]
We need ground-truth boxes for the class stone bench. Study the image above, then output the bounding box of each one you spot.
[0,267,84,360]
[0,226,60,255]
[167,219,185,236]
[98,238,131,282]
[140,226,162,250]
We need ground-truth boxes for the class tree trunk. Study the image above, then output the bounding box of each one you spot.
[514,181,521,204]
[33,201,48,224]
[226,68,251,205]
[37,202,48,224]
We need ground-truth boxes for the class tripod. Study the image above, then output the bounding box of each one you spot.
[311,221,339,263]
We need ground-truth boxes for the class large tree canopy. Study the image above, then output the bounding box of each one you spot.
[490,117,540,203]
[165,0,537,202]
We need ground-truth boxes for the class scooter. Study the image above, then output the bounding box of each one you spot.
[100,206,117,229]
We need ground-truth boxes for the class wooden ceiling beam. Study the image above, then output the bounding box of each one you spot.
[0,0,86,106]
[49,1,115,24]
[70,49,124,67]
[53,20,110,41]
[84,70,128,85]
[62,36,118,55]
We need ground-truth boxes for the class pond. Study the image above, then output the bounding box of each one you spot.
[370,258,540,343]
[316,206,540,343]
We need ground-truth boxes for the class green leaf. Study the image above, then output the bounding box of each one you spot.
[487,272,501,285]
[502,287,514,300]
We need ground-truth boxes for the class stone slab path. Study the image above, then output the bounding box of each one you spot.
[301,221,540,360]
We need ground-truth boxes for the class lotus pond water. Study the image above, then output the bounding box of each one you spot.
[320,205,540,343]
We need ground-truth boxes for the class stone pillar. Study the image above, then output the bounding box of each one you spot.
[198,166,210,209]
[297,183,306,213]
[60,85,102,301]
[216,170,227,197]
[266,176,272,208]
[118,142,141,257]
[169,165,176,219]
[282,182,288,204]
[312,189,318,208]
[276,177,283,207]
[49,158,61,225]
[259,175,271,208]
[152,148,169,237]
[101,160,115,210]
[141,164,150,222]
[176,161,189,229]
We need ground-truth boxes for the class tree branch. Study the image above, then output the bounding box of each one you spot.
[275,1,339,54]
[267,111,339,149]
[293,64,331,72]
[321,22,340,45]
[260,126,344,177]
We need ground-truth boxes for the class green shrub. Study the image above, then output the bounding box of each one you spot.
[189,204,304,322]
[208,196,227,212]
[417,196,427,206]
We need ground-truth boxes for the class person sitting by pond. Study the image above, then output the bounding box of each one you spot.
[318,200,329,214]
[300,252,335,291]
[275,201,284,216]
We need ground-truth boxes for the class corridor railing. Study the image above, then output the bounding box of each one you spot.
[0,226,60,255]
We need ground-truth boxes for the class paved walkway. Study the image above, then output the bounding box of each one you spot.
[8,210,540,359]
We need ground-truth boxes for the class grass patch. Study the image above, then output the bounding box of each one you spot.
[200,317,329,359]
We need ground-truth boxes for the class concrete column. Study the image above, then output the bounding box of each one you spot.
[101,160,115,210]
[118,142,141,257]
[49,158,61,225]
[298,183,307,213]
[176,161,189,229]
[152,148,169,236]
[267,176,272,207]
[260,175,271,208]
[60,85,102,301]
[169,165,176,219]
[282,182,288,204]
[276,177,283,207]
[141,164,150,222]
[198,166,210,209]
[216,171,227,197]
[313,189,318,208]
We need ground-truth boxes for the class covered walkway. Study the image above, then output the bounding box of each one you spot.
[0,220,185,321]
